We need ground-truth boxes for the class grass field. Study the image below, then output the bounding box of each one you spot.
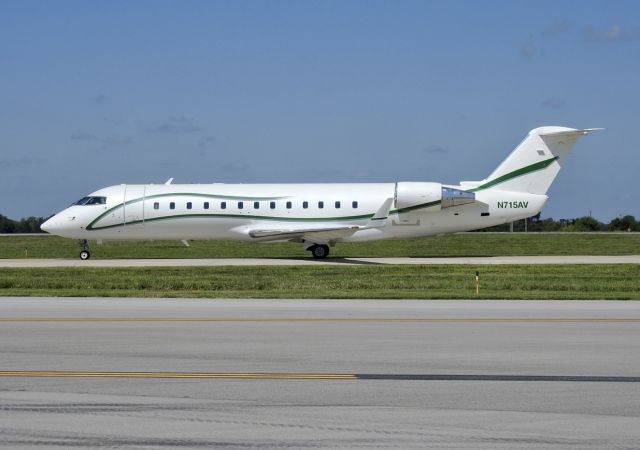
[0,265,639,299]
[2,233,640,259]
[2,234,638,300]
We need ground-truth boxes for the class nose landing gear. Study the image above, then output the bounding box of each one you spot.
[78,240,91,260]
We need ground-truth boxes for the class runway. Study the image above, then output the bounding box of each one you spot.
[1,298,639,448]
[2,254,640,267]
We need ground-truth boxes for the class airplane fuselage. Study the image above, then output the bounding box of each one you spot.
[40,126,599,259]
[43,182,546,241]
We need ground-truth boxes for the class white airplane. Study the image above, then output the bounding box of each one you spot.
[41,126,600,260]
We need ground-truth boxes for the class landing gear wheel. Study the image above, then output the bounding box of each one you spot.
[78,239,91,260]
[310,244,330,259]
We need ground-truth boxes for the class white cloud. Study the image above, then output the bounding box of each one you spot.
[585,25,638,41]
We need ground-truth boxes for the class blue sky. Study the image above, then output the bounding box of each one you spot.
[1,0,638,221]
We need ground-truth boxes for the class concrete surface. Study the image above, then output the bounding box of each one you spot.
[0,298,639,449]
[2,254,640,267]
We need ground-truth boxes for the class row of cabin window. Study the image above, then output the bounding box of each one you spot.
[152,201,359,211]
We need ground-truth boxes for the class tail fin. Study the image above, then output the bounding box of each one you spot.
[468,126,602,194]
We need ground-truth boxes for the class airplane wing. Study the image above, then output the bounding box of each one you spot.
[249,226,361,243]
[248,198,394,244]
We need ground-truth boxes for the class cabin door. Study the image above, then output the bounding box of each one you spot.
[123,185,146,226]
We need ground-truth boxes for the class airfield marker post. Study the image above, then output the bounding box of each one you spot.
[475,271,480,295]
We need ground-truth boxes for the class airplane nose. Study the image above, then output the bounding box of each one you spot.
[40,216,66,234]
[39,213,82,237]
[40,218,53,233]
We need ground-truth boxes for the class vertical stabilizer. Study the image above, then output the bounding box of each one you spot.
[472,126,601,194]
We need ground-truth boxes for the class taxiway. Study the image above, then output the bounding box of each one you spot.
[2,254,640,267]
[0,298,639,448]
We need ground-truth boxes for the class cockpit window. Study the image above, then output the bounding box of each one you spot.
[73,196,107,206]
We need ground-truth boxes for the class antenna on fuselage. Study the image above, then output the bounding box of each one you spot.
[164,177,174,185]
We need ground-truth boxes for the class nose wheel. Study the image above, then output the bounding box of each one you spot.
[78,240,91,260]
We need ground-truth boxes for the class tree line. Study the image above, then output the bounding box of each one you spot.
[476,214,640,232]
[1,213,639,234]
[0,215,48,233]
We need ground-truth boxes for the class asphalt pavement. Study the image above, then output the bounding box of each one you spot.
[0,298,639,449]
[2,254,640,267]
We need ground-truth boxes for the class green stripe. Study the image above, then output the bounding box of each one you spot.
[86,200,443,231]
[394,200,441,214]
[87,192,288,231]
[88,212,376,231]
[468,156,558,192]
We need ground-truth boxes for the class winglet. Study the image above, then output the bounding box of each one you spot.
[365,198,393,228]
[165,178,174,185]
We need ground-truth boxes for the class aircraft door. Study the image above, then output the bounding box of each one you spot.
[124,185,145,226]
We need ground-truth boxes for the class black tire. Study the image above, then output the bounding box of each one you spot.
[80,250,91,260]
[311,244,329,259]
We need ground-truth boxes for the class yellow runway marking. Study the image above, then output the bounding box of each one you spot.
[0,371,356,379]
[0,317,638,323]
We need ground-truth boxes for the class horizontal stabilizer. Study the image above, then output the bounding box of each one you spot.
[538,128,604,137]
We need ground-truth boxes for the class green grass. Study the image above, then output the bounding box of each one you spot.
[2,233,640,259]
[1,265,638,299]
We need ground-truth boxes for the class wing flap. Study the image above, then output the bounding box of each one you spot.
[249,226,360,243]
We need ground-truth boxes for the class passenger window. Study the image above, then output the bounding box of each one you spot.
[254,201,259,209]
[318,201,324,209]
[170,202,175,210]
[270,201,276,209]
[187,202,192,210]
[286,201,292,209]
[238,201,244,210]
[303,201,308,209]
[335,201,341,209]
[352,201,358,209]
[221,202,226,209]
[204,202,209,210]
[153,202,159,210]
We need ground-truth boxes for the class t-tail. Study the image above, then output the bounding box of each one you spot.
[463,126,602,195]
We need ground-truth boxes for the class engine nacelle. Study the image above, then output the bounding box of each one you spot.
[394,182,475,210]
[394,182,442,209]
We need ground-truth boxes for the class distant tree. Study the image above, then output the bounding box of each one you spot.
[0,214,16,233]
[561,216,604,232]
[0,214,47,233]
[539,218,563,232]
[608,215,639,232]
[24,217,46,233]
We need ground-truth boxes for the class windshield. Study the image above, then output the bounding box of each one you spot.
[73,196,107,205]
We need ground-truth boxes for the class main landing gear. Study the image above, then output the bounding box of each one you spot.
[308,244,330,259]
[78,239,91,260]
